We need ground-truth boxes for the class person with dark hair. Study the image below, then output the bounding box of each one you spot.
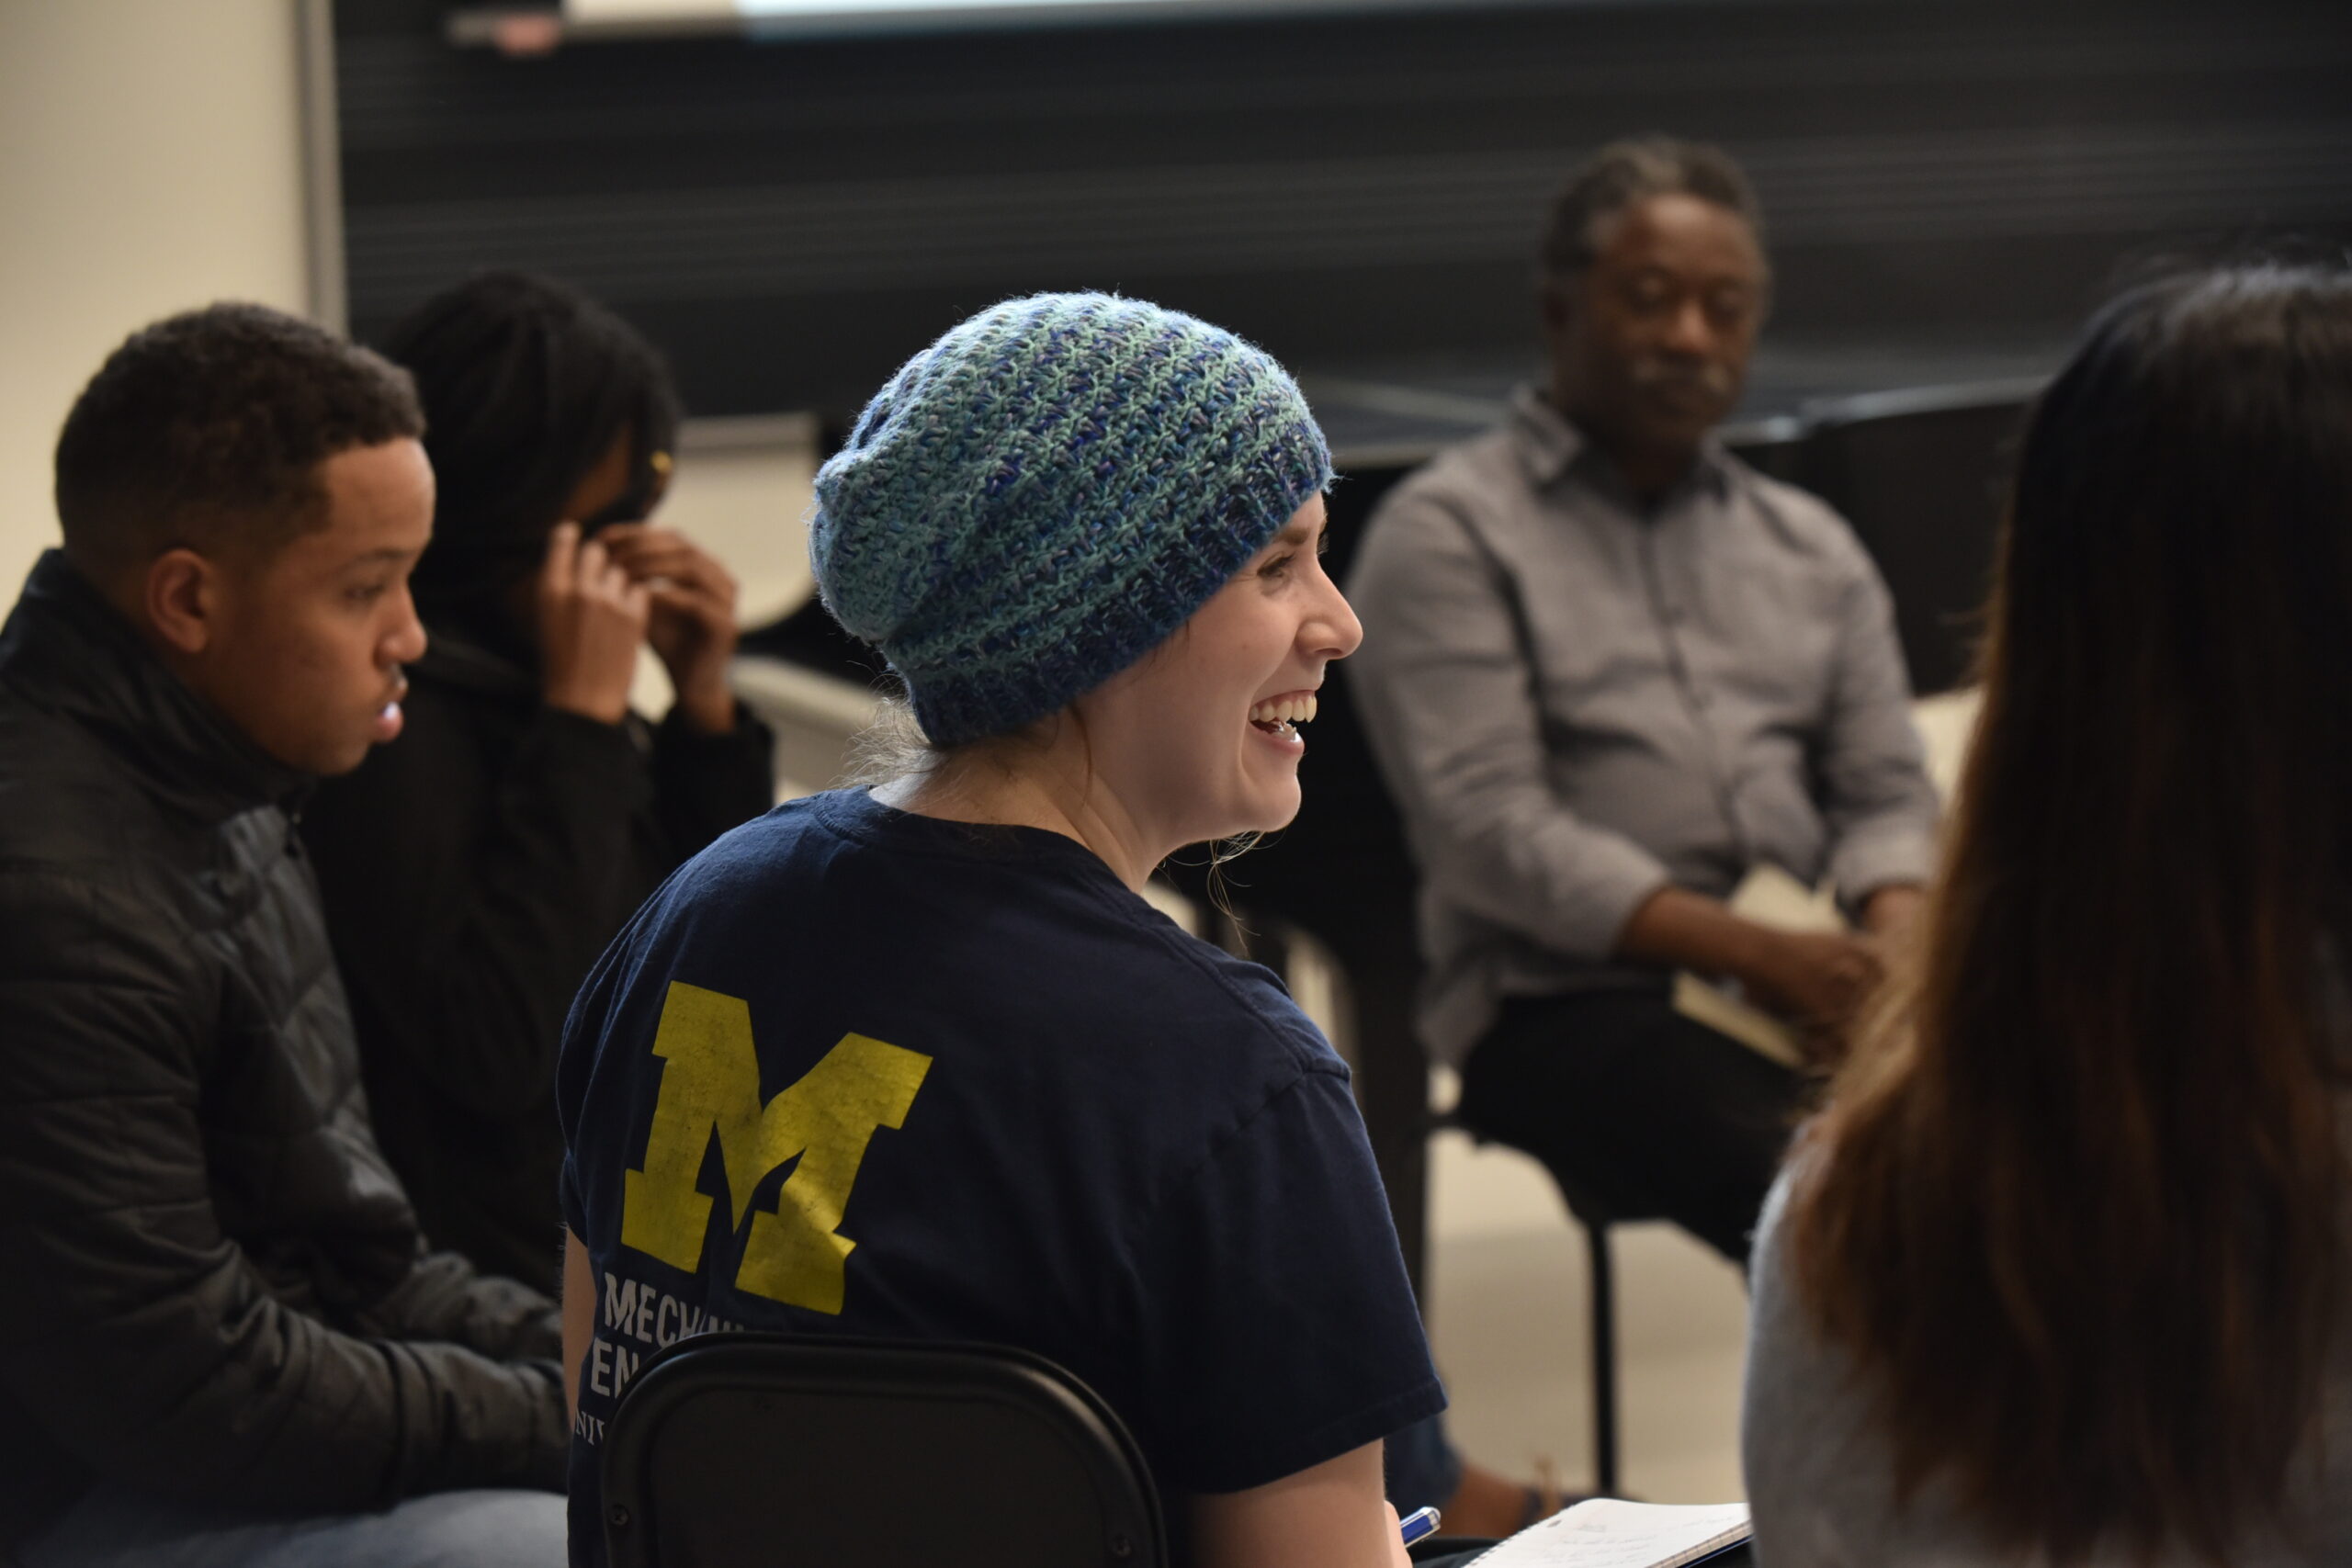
[1745,261,2352,1566]
[1349,136,1939,1264]
[301,273,775,1296]
[0,302,566,1565]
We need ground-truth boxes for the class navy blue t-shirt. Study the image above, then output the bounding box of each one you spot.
[556,788,1443,1564]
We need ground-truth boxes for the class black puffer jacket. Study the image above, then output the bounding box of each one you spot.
[0,553,567,1549]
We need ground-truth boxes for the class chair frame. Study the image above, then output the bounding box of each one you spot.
[1433,1108,1633,1497]
[602,1330,1168,1568]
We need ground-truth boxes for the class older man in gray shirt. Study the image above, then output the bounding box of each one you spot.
[1349,138,1939,1262]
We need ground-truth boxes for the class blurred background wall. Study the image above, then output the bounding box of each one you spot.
[0,2,311,598]
[11,2,2349,610]
[335,0,2352,446]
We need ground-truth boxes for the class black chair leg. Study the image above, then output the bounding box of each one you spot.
[1584,1219,1620,1497]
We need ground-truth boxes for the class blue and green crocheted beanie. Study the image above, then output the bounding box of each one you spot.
[808,292,1332,746]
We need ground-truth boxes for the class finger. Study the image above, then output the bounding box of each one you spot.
[1383,1504,1411,1568]
[542,521,582,594]
[612,552,702,591]
[606,538,719,588]
[597,520,670,547]
[597,528,683,575]
[605,528,723,577]
[582,541,632,603]
[599,550,637,603]
[648,583,737,628]
[642,572,729,606]
[629,565,735,619]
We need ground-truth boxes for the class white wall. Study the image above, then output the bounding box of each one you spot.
[0,0,311,597]
[0,3,819,693]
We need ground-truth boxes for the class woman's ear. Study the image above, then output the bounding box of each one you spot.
[142,547,219,656]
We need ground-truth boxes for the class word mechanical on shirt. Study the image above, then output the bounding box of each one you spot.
[576,980,933,1445]
[574,1269,754,1444]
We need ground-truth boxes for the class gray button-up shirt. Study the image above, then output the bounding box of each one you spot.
[1347,389,1940,1065]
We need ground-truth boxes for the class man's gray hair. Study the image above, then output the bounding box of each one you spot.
[1538,136,1767,279]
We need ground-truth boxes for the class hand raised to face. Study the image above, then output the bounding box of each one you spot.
[537,520,650,727]
[595,523,741,735]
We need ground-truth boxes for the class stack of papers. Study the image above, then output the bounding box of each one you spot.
[1474,1498,1753,1567]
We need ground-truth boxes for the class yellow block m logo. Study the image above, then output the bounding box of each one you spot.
[621,982,931,1314]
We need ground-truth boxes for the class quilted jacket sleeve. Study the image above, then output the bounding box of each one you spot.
[353,1247,565,1363]
[0,867,567,1511]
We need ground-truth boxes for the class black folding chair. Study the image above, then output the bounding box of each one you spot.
[1421,1104,1657,1500]
[602,1332,1167,1568]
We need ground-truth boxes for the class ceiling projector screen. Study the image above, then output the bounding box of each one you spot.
[562,0,1551,39]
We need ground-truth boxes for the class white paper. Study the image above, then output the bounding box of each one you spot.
[1474,1498,1752,1568]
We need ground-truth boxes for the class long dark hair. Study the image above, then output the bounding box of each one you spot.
[1791,261,2352,1562]
[379,271,680,626]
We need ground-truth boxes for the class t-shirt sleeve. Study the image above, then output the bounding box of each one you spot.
[555,908,635,1246]
[1124,1062,1446,1495]
[558,1150,586,1244]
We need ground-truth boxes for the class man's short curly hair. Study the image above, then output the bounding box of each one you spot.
[1538,135,1768,281]
[55,303,424,575]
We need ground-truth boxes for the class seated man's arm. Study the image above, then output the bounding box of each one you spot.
[1618,886,1882,1043]
[1630,547,1937,1043]
[1813,548,1940,923]
[1193,1442,1411,1568]
[0,871,567,1510]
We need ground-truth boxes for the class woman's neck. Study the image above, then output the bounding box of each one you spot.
[874,742,1161,893]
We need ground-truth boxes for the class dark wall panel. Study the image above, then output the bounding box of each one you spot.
[335,0,2352,417]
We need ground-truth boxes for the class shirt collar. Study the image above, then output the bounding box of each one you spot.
[1508,385,1736,505]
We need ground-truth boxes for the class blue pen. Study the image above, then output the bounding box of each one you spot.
[1399,1506,1443,1547]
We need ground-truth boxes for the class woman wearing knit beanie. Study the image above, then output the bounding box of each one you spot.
[556,295,1473,1567]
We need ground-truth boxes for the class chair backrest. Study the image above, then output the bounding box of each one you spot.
[602,1332,1167,1568]
[1796,379,2040,695]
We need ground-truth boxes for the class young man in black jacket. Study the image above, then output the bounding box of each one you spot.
[0,305,567,1566]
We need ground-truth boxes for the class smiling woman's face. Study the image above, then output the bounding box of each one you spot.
[1074,494,1363,852]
